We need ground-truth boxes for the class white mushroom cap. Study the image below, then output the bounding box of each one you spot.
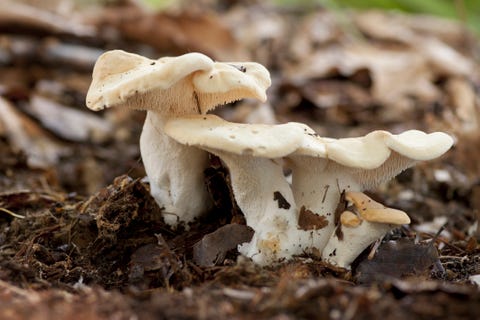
[193,62,271,113]
[297,130,454,170]
[164,114,310,158]
[86,50,214,111]
[321,192,411,269]
[292,129,454,191]
[86,50,271,115]
[385,130,455,161]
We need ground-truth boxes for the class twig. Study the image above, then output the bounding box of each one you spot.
[0,207,25,219]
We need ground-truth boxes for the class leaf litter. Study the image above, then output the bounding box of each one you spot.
[0,0,479,319]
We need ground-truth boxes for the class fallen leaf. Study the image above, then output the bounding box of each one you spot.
[0,0,95,37]
[0,96,67,168]
[129,236,181,286]
[356,238,440,284]
[193,224,253,267]
[100,4,244,60]
[27,95,113,143]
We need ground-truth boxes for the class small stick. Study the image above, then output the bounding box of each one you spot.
[0,207,25,219]
[367,235,384,260]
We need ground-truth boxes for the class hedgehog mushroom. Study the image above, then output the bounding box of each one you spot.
[86,50,270,226]
[165,114,314,264]
[321,191,410,269]
[287,129,453,253]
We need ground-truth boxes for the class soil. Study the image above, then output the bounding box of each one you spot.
[0,1,479,319]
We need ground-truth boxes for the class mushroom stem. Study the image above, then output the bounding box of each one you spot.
[211,152,303,265]
[140,111,212,226]
[289,157,361,253]
[321,218,394,269]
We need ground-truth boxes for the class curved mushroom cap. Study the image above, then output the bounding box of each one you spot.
[291,129,454,190]
[346,191,410,225]
[385,130,454,160]
[296,130,453,169]
[86,50,214,111]
[193,62,271,113]
[86,50,271,115]
[164,114,310,158]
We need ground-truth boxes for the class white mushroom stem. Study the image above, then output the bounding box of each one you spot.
[140,111,211,226]
[321,216,395,269]
[289,157,362,252]
[209,152,303,265]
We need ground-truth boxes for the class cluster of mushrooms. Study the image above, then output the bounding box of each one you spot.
[86,50,453,268]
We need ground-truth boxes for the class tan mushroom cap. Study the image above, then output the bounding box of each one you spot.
[345,191,411,225]
[165,114,310,158]
[193,62,271,113]
[86,50,214,111]
[291,129,453,190]
[340,210,362,227]
[294,130,454,169]
[385,130,454,160]
[86,50,271,114]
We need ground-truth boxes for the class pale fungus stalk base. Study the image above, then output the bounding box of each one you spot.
[209,153,303,265]
[322,220,394,269]
[141,111,211,226]
[289,157,362,253]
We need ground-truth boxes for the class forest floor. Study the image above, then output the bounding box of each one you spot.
[0,1,479,319]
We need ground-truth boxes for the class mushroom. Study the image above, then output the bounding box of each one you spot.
[321,191,411,269]
[286,129,453,253]
[166,115,454,264]
[86,50,271,226]
[164,114,313,264]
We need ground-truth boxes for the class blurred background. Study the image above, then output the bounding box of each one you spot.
[146,0,480,34]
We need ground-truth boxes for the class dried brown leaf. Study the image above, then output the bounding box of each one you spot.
[100,4,244,60]
[356,238,439,284]
[0,96,67,168]
[27,95,113,143]
[193,224,253,267]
